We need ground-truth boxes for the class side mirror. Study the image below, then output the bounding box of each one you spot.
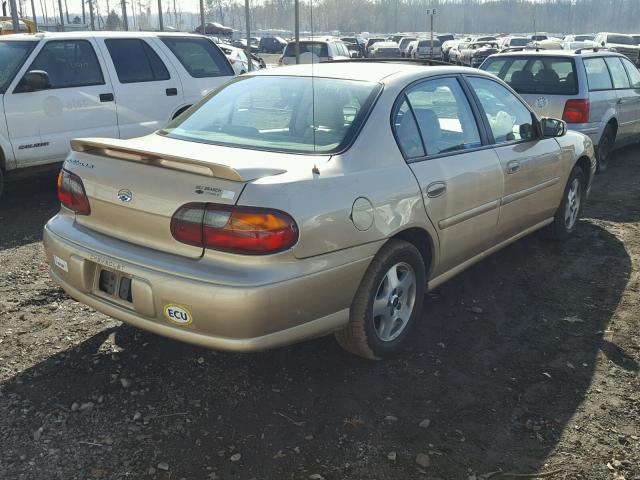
[17,70,51,92]
[541,117,567,138]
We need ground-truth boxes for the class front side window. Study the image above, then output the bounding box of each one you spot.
[584,57,613,90]
[20,40,104,90]
[621,57,640,88]
[401,77,482,156]
[605,57,631,89]
[105,39,170,83]
[162,76,380,154]
[0,40,36,93]
[160,37,233,78]
[467,76,536,144]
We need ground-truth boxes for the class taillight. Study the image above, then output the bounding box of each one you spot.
[170,203,298,255]
[562,99,590,123]
[57,169,91,215]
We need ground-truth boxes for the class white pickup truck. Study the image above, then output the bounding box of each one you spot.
[0,31,235,197]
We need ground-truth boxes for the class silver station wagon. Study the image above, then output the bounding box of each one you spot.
[44,63,596,359]
[481,50,640,171]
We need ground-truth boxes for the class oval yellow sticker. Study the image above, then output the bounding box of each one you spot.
[163,304,192,326]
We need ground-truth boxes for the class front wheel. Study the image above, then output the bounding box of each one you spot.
[544,165,585,240]
[335,239,426,359]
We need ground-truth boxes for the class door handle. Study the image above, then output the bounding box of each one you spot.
[425,182,447,198]
[166,88,178,96]
[506,161,521,174]
[99,93,114,102]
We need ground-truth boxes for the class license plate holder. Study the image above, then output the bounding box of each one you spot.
[98,269,133,303]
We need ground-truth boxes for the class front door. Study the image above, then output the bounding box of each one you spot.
[4,38,118,167]
[464,75,563,242]
[393,76,504,276]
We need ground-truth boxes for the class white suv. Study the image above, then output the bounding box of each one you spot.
[0,31,235,197]
[279,38,350,65]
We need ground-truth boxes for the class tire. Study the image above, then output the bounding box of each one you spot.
[544,165,585,240]
[596,124,614,173]
[335,239,426,359]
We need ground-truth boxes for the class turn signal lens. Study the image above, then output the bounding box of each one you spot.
[562,99,590,124]
[170,203,298,255]
[57,169,91,215]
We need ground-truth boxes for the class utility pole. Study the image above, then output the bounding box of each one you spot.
[199,0,204,36]
[81,0,85,24]
[294,0,300,64]
[30,0,37,29]
[9,0,20,32]
[121,0,128,30]
[245,0,251,71]
[88,0,95,29]
[57,0,64,30]
[64,0,68,23]
[157,0,162,30]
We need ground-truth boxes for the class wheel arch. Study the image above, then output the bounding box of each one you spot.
[390,227,435,280]
[575,155,593,187]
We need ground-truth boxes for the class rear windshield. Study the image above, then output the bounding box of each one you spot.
[0,41,36,93]
[283,41,328,57]
[161,76,381,154]
[607,35,635,45]
[160,37,233,77]
[399,38,416,48]
[418,39,441,47]
[481,56,578,95]
[575,35,594,42]
[509,38,529,46]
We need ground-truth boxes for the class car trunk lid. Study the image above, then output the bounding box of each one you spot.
[66,134,290,259]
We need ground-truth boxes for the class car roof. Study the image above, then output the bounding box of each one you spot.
[2,31,206,41]
[491,49,628,59]
[248,62,494,84]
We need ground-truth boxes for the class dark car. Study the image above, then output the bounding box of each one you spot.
[365,37,386,57]
[258,36,287,54]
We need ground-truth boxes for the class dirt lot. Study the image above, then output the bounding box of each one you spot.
[0,147,639,480]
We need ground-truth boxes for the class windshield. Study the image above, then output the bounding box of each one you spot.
[283,41,328,57]
[0,41,36,93]
[608,34,635,45]
[161,76,381,154]
[472,42,498,49]
[510,38,529,46]
[481,56,578,95]
[418,39,441,47]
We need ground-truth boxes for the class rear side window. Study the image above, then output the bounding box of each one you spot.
[160,37,233,78]
[22,39,103,89]
[605,57,630,89]
[393,99,425,158]
[621,58,640,88]
[481,56,577,95]
[105,39,170,83]
[584,58,613,90]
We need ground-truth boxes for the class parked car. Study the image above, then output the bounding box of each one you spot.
[458,41,500,67]
[398,36,417,57]
[533,38,564,50]
[592,32,640,65]
[412,38,443,60]
[562,40,596,51]
[369,41,401,58]
[365,37,386,57]
[217,43,264,74]
[448,40,468,64]
[279,39,350,65]
[341,36,366,57]
[436,34,455,44]
[0,31,235,197]
[405,39,418,59]
[258,36,286,53]
[441,39,460,62]
[564,34,595,43]
[499,36,529,51]
[529,34,549,42]
[481,50,640,170]
[43,63,595,359]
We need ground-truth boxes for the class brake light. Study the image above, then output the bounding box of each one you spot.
[170,203,298,255]
[57,169,91,215]
[562,99,590,123]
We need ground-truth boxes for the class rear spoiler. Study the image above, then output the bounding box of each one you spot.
[70,139,284,182]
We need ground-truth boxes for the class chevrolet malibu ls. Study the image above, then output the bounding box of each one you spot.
[43,64,596,359]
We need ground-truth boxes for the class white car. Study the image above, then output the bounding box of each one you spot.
[279,39,350,65]
[217,43,261,74]
[0,31,235,196]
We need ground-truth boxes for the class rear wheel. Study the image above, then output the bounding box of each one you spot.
[335,239,426,359]
[544,165,584,240]
[596,125,614,173]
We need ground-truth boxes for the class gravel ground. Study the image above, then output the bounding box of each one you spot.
[0,146,639,480]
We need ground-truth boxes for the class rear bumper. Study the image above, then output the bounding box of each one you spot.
[568,123,601,146]
[43,215,376,352]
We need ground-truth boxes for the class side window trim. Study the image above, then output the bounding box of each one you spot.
[461,74,541,147]
[390,74,495,164]
[15,39,105,92]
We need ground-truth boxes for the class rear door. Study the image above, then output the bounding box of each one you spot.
[604,56,640,143]
[465,75,563,242]
[98,37,183,139]
[3,38,118,167]
[393,76,503,275]
[582,57,618,136]
[620,56,640,137]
